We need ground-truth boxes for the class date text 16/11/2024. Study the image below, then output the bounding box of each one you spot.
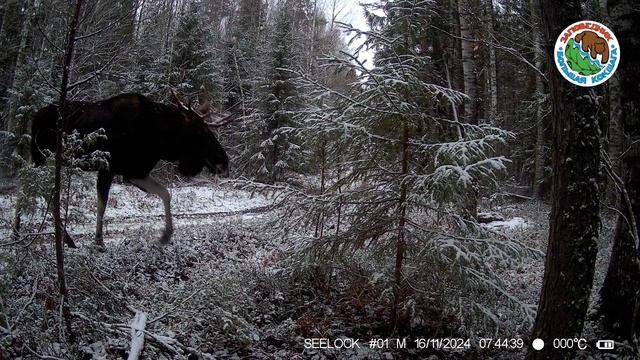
[303,338,526,350]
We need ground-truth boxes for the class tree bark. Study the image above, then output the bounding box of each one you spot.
[6,0,32,106]
[483,0,497,123]
[53,0,84,343]
[449,0,463,98]
[530,0,547,199]
[606,75,622,202]
[5,0,33,162]
[455,0,480,219]
[0,0,21,118]
[308,0,317,71]
[599,0,640,342]
[457,0,479,125]
[391,121,409,333]
[314,138,326,238]
[527,1,602,358]
[598,0,623,204]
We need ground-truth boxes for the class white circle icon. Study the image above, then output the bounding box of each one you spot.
[554,20,620,87]
[532,338,545,351]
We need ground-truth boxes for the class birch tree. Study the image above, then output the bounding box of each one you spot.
[457,0,479,125]
[483,0,497,123]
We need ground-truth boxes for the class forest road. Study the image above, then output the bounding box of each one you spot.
[66,205,274,243]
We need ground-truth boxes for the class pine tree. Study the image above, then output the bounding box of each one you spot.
[220,0,269,178]
[171,1,222,101]
[223,0,267,111]
[251,0,532,334]
[258,1,304,182]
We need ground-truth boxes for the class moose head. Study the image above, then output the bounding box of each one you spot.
[170,89,233,177]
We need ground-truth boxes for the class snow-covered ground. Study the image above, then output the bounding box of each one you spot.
[0,185,624,359]
[0,178,296,358]
[107,181,272,217]
[0,179,273,245]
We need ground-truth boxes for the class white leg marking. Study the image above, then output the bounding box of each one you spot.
[129,176,173,243]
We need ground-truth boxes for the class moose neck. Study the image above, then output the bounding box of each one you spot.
[149,102,206,176]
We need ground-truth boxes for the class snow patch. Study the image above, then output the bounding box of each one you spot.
[483,217,529,231]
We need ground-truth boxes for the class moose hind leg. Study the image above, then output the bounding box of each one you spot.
[96,171,114,246]
[128,176,173,244]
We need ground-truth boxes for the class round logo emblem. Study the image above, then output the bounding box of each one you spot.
[554,20,620,87]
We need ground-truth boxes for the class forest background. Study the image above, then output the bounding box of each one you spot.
[0,0,638,359]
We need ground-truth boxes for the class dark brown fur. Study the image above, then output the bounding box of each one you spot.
[31,93,229,247]
[31,93,229,178]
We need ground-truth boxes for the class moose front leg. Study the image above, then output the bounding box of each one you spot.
[96,171,114,246]
[128,176,173,244]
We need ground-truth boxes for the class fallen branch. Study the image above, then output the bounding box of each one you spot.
[493,192,533,200]
[127,311,147,360]
[73,311,205,358]
[23,344,64,360]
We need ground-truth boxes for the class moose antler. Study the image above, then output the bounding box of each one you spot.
[205,112,237,128]
[171,89,238,127]
[198,100,239,127]
[170,89,190,111]
[206,102,244,127]
[171,89,214,118]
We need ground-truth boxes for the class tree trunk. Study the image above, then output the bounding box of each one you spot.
[598,0,623,204]
[457,0,479,125]
[270,116,279,183]
[483,0,497,123]
[599,0,640,342]
[135,0,145,41]
[314,138,326,238]
[449,0,463,98]
[163,0,176,83]
[0,2,5,32]
[391,121,409,333]
[455,0,480,219]
[308,0,317,71]
[0,0,21,117]
[530,0,547,199]
[5,0,33,162]
[527,1,602,359]
[606,76,622,202]
[53,0,84,343]
[6,0,31,107]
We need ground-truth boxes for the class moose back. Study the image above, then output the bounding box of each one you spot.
[31,92,230,247]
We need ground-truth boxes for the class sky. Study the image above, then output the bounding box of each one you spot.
[343,0,370,30]
[329,0,377,67]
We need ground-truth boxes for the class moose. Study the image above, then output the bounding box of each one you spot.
[31,91,232,248]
